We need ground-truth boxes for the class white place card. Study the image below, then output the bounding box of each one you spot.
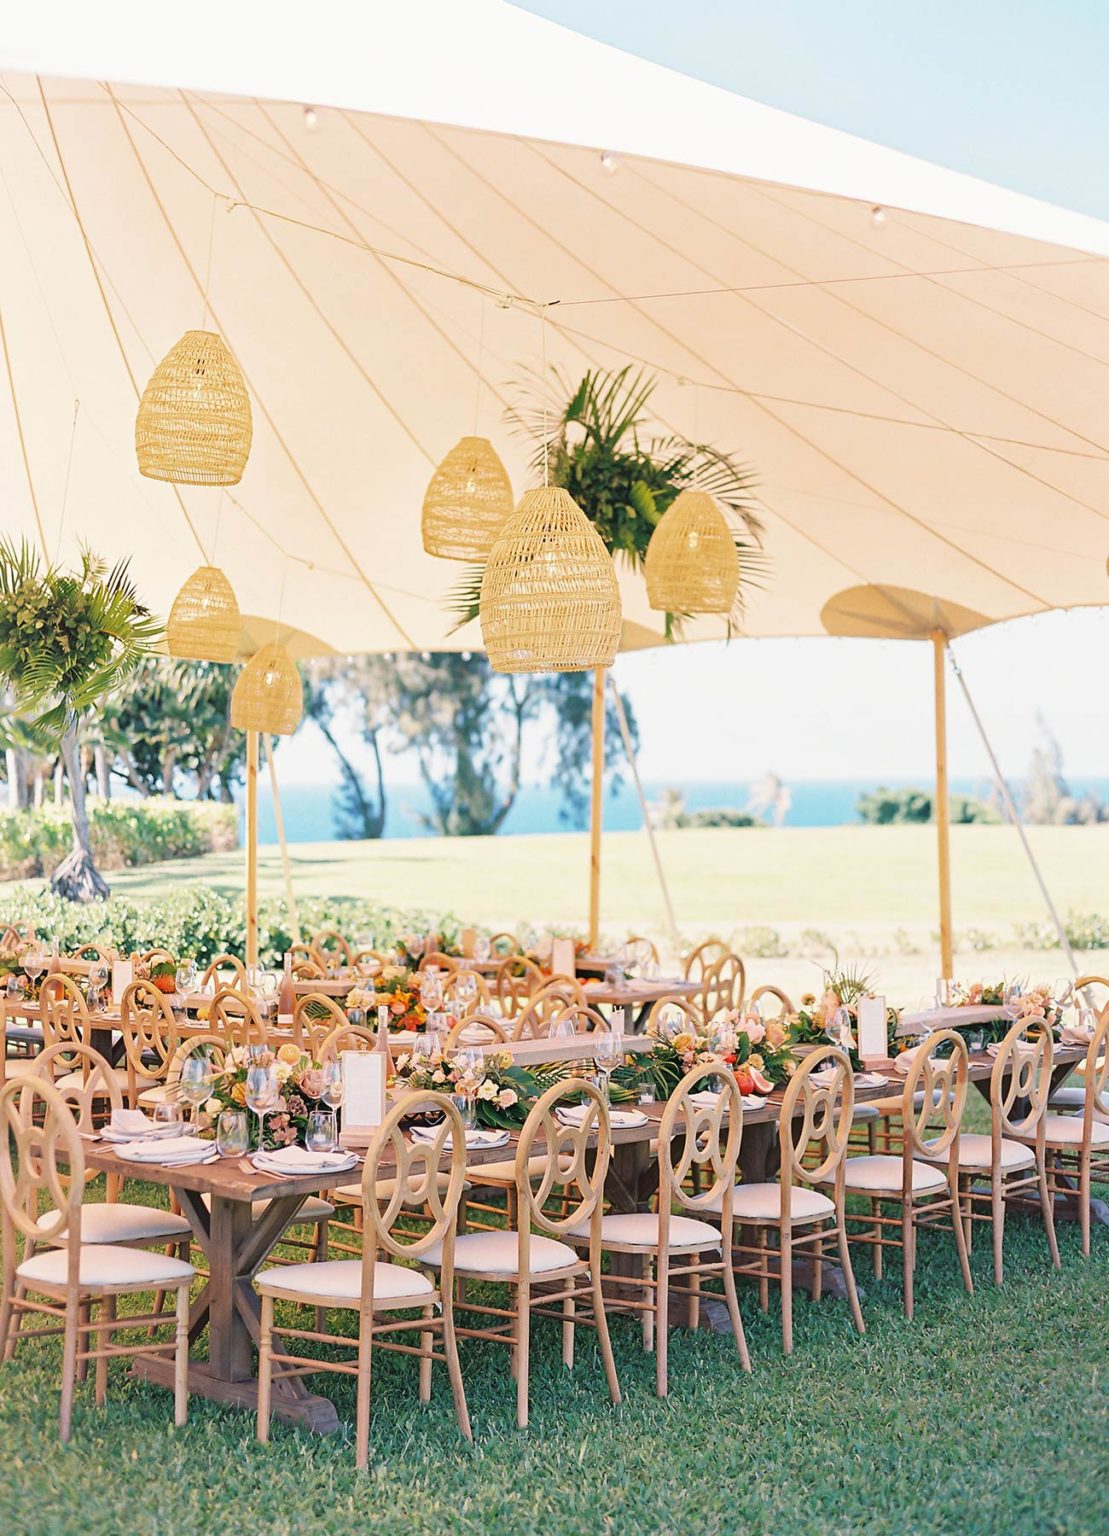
[551,937,576,977]
[857,994,888,1063]
[112,959,134,999]
[339,1050,385,1149]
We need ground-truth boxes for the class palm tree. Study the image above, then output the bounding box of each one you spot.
[0,541,162,899]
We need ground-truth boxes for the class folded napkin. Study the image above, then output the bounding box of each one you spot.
[409,1125,509,1149]
[894,1053,944,1075]
[1061,1025,1095,1046]
[555,1105,648,1129]
[110,1107,153,1135]
[253,1145,354,1172]
[689,1090,768,1111]
[117,1136,215,1165]
[854,1072,890,1089]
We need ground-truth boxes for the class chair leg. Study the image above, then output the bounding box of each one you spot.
[721,1245,751,1372]
[870,1198,883,1280]
[755,1226,769,1312]
[991,1174,1005,1286]
[640,1253,654,1352]
[76,1300,91,1383]
[314,1220,330,1335]
[655,1252,670,1398]
[174,1283,189,1427]
[950,1178,974,1296]
[836,1219,866,1337]
[354,1311,374,1471]
[256,1294,273,1445]
[561,1279,576,1369]
[4,1281,27,1361]
[515,1280,531,1430]
[59,1296,79,1445]
[780,1228,793,1356]
[961,1175,974,1253]
[418,1304,434,1403]
[688,1251,701,1332]
[94,1294,115,1407]
[441,1291,472,1441]
[1038,1153,1061,1271]
[1079,1152,1092,1258]
[591,1267,622,1408]
[901,1202,915,1321]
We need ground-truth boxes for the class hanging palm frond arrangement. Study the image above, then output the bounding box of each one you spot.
[0,540,163,747]
[449,365,766,637]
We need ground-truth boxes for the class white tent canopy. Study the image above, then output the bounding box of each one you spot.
[1,0,1108,656]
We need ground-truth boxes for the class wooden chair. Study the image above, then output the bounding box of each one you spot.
[830,1030,973,1318]
[575,1063,749,1396]
[293,993,350,1053]
[292,960,325,982]
[417,951,458,973]
[119,980,180,1109]
[70,944,116,968]
[256,1091,471,1468]
[445,1013,509,1048]
[199,953,247,992]
[545,1003,610,1035]
[620,935,659,971]
[1049,974,1109,1118]
[208,988,269,1048]
[40,976,148,1101]
[494,955,545,1018]
[645,995,703,1036]
[0,1077,193,1441]
[316,1022,379,1061]
[699,951,745,1019]
[749,984,794,1017]
[488,931,522,958]
[722,1046,865,1354]
[511,976,586,1040]
[682,939,728,981]
[442,968,492,1015]
[310,929,353,968]
[138,1032,228,1111]
[140,949,176,967]
[424,1079,621,1429]
[920,1017,1060,1286]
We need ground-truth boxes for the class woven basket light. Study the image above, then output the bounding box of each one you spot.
[136,330,252,485]
[422,436,514,561]
[230,643,302,734]
[166,565,240,662]
[644,490,739,614]
[480,486,621,674]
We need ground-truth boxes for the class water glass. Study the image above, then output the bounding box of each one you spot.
[450,1092,475,1131]
[216,1110,248,1157]
[306,1109,337,1154]
[245,1062,279,1149]
[175,959,197,995]
[5,973,22,1000]
[473,935,490,962]
[180,1054,211,1127]
[154,1099,182,1133]
[967,1029,986,1055]
[321,1058,344,1111]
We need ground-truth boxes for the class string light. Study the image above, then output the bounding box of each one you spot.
[870,205,888,228]
[303,106,319,130]
[599,150,620,174]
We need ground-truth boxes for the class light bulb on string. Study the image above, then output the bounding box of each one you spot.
[870,205,887,228]
[599,150,620,174]
[303,106,319,130]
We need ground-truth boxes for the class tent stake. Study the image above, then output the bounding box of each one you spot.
[263,732,299,944]
[932,630,954,980]
[588,667,605,950]
[948,647,1081,979]
[608,674,679,949]
[245,728,259,970]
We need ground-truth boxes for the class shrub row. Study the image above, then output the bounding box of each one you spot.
[0,798,238,880]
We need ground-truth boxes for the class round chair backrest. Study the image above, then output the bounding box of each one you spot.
[311,928,353,967]
[293,993,350,1052]
[516,1079,612,1242]
[351,948,383,971]
[316,1023,377,1061]
[166,1033,227,1087]
[72,943,115,966]
[659,1063,743,1226]
[141,948,175,967]
[683,938,728,981]
[39,974,91,1064]
[442,968,492,1014]
[700,951,745,1018]
[0,1076,84,1247]
[749,983,793,1018]
[489,931,521,958]
[646,995,703,1037]
[292,960,324,981]
[418,951,458,973]
[34,1042,120,1185]
[1082,1009,1109,1128]
[1072,973,1109,1017]
[779,1045,855,1187]
[622,935,659,970]
[512,976,586,1040]
[990,1017,1053,1139]
[363,1092,467,1263]
[546,1003,610,1035]
[445,1012,508,1048]
[495,955,545,1017]
[120,979,180,1085]
[201,953,247,991]
[209,987,268,1048]
[899,1029,969,1160]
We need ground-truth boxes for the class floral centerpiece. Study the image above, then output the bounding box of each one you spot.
[631,1009,795,1102]
[348,965,428,1033]
[943,979,1062,1046]
[789,962,901,1064]
[392,1048,548,1130]
[202,1043,329,1150]
[148,959,176,995]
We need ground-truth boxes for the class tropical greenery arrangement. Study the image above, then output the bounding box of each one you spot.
[451,366,765,636]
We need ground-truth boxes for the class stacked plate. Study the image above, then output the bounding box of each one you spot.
[102,1110,187,1143]
[408,1125,509,1150]
[115,1134,217,1166]
[555,1104,648,1129]
[250,1145,358,1178]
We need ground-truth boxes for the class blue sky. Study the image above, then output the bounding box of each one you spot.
[282,3,1109,791]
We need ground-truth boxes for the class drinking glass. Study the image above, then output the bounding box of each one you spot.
[1077,1005,1096,1037]
[180,1055,211,1129]
[347,1004,366,1028]
[409,1035,436,1076]
[216,1110,248,1158]
[454,971,478,1014]
[967,1029,986,1055]
[450,1091,475,1132]
[5,973,21,1001]
[654,1003,685,1043]
[245,1062,279,1150]
[593,1030,625,1101]
[153,1099,181,1132]
[451,1045,486,1125]
[826,1006,854,1053]
[550,1014,577,1042]
[175,958,197,996]
[87,962,108,1012]
[420,971,444,1010]
[321,1058,344,1114]
[23,948,44,991]
[306,1109,337,1154]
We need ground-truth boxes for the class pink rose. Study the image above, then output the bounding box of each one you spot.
[738,1018,766,1045]
[299,1069,325,1100]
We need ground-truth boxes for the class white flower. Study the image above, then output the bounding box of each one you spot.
[395,1053,410,1072]
[203,1097,221,1116]
[497,1088,518,1109]
[478,1078,498,1101]
[432,1068,447,1084]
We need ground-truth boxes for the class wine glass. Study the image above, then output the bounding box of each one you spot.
[593,1030,625,1102]
[409,1035,437,1077]
[451,1045,485,1128]
[826,1006,854,1054]
[216,1109,248,1158]
[87,962,108,1012]
[245,1062,279,1151]
[454,971,478,1014]
[321,1058,344,1113]
[420,970,444,1011]
[180,1055,211,1131]
[175,958,197,997]
[23,947,44,994]
[654,1002,685,1043]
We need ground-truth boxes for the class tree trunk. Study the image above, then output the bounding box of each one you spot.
[162,747,177,797]
[114,745,149,796]
[317,715,386,839]
[5,748,23,810]
[93,743,111,799]
[51,722,110,902]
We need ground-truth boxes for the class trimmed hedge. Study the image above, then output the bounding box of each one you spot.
[0,797,238,880]
[0,886,454,969]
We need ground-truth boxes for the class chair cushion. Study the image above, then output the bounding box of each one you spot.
[1,1058,43,1079]
[569,1212,721,1250]
[423,1229,580,1275]
[707,1182,835,1223]
[257,1258,433,1307]
[331,1170,457,1201]
[851,1104,882,1122]
[55,1066,156,1093]
[1048,1085,1109,1123]
[17,1243,194,1291]
[1040,1113,1109,1147]
[37,1202,191,1244]
[199,1193,333,1222]
[921,1133,1035,1172]
[829,1155,947,1194]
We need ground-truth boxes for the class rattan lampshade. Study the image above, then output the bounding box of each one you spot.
[166,565,240,662]
[136,330,253,485]
[644,490,739,614]
[422,436,514,560]
[479,486,621,673]
[230,643,302,734]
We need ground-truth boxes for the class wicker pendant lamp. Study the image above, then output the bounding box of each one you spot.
[166,565,240,662]
[422,436,514,560]
[136,330,252,485]
[479,486,621,673]
[230,643,302,734]
[644,490,739,614]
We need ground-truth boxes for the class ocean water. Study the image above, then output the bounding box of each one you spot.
[241,775,1109,845]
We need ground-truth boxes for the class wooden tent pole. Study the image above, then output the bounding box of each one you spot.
[588,666,605,949]
[263,732,300,944]
[932,630,953,980]
[245,728,259,970]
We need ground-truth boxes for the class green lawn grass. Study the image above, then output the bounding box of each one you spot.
[1,1164,1106,1536]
